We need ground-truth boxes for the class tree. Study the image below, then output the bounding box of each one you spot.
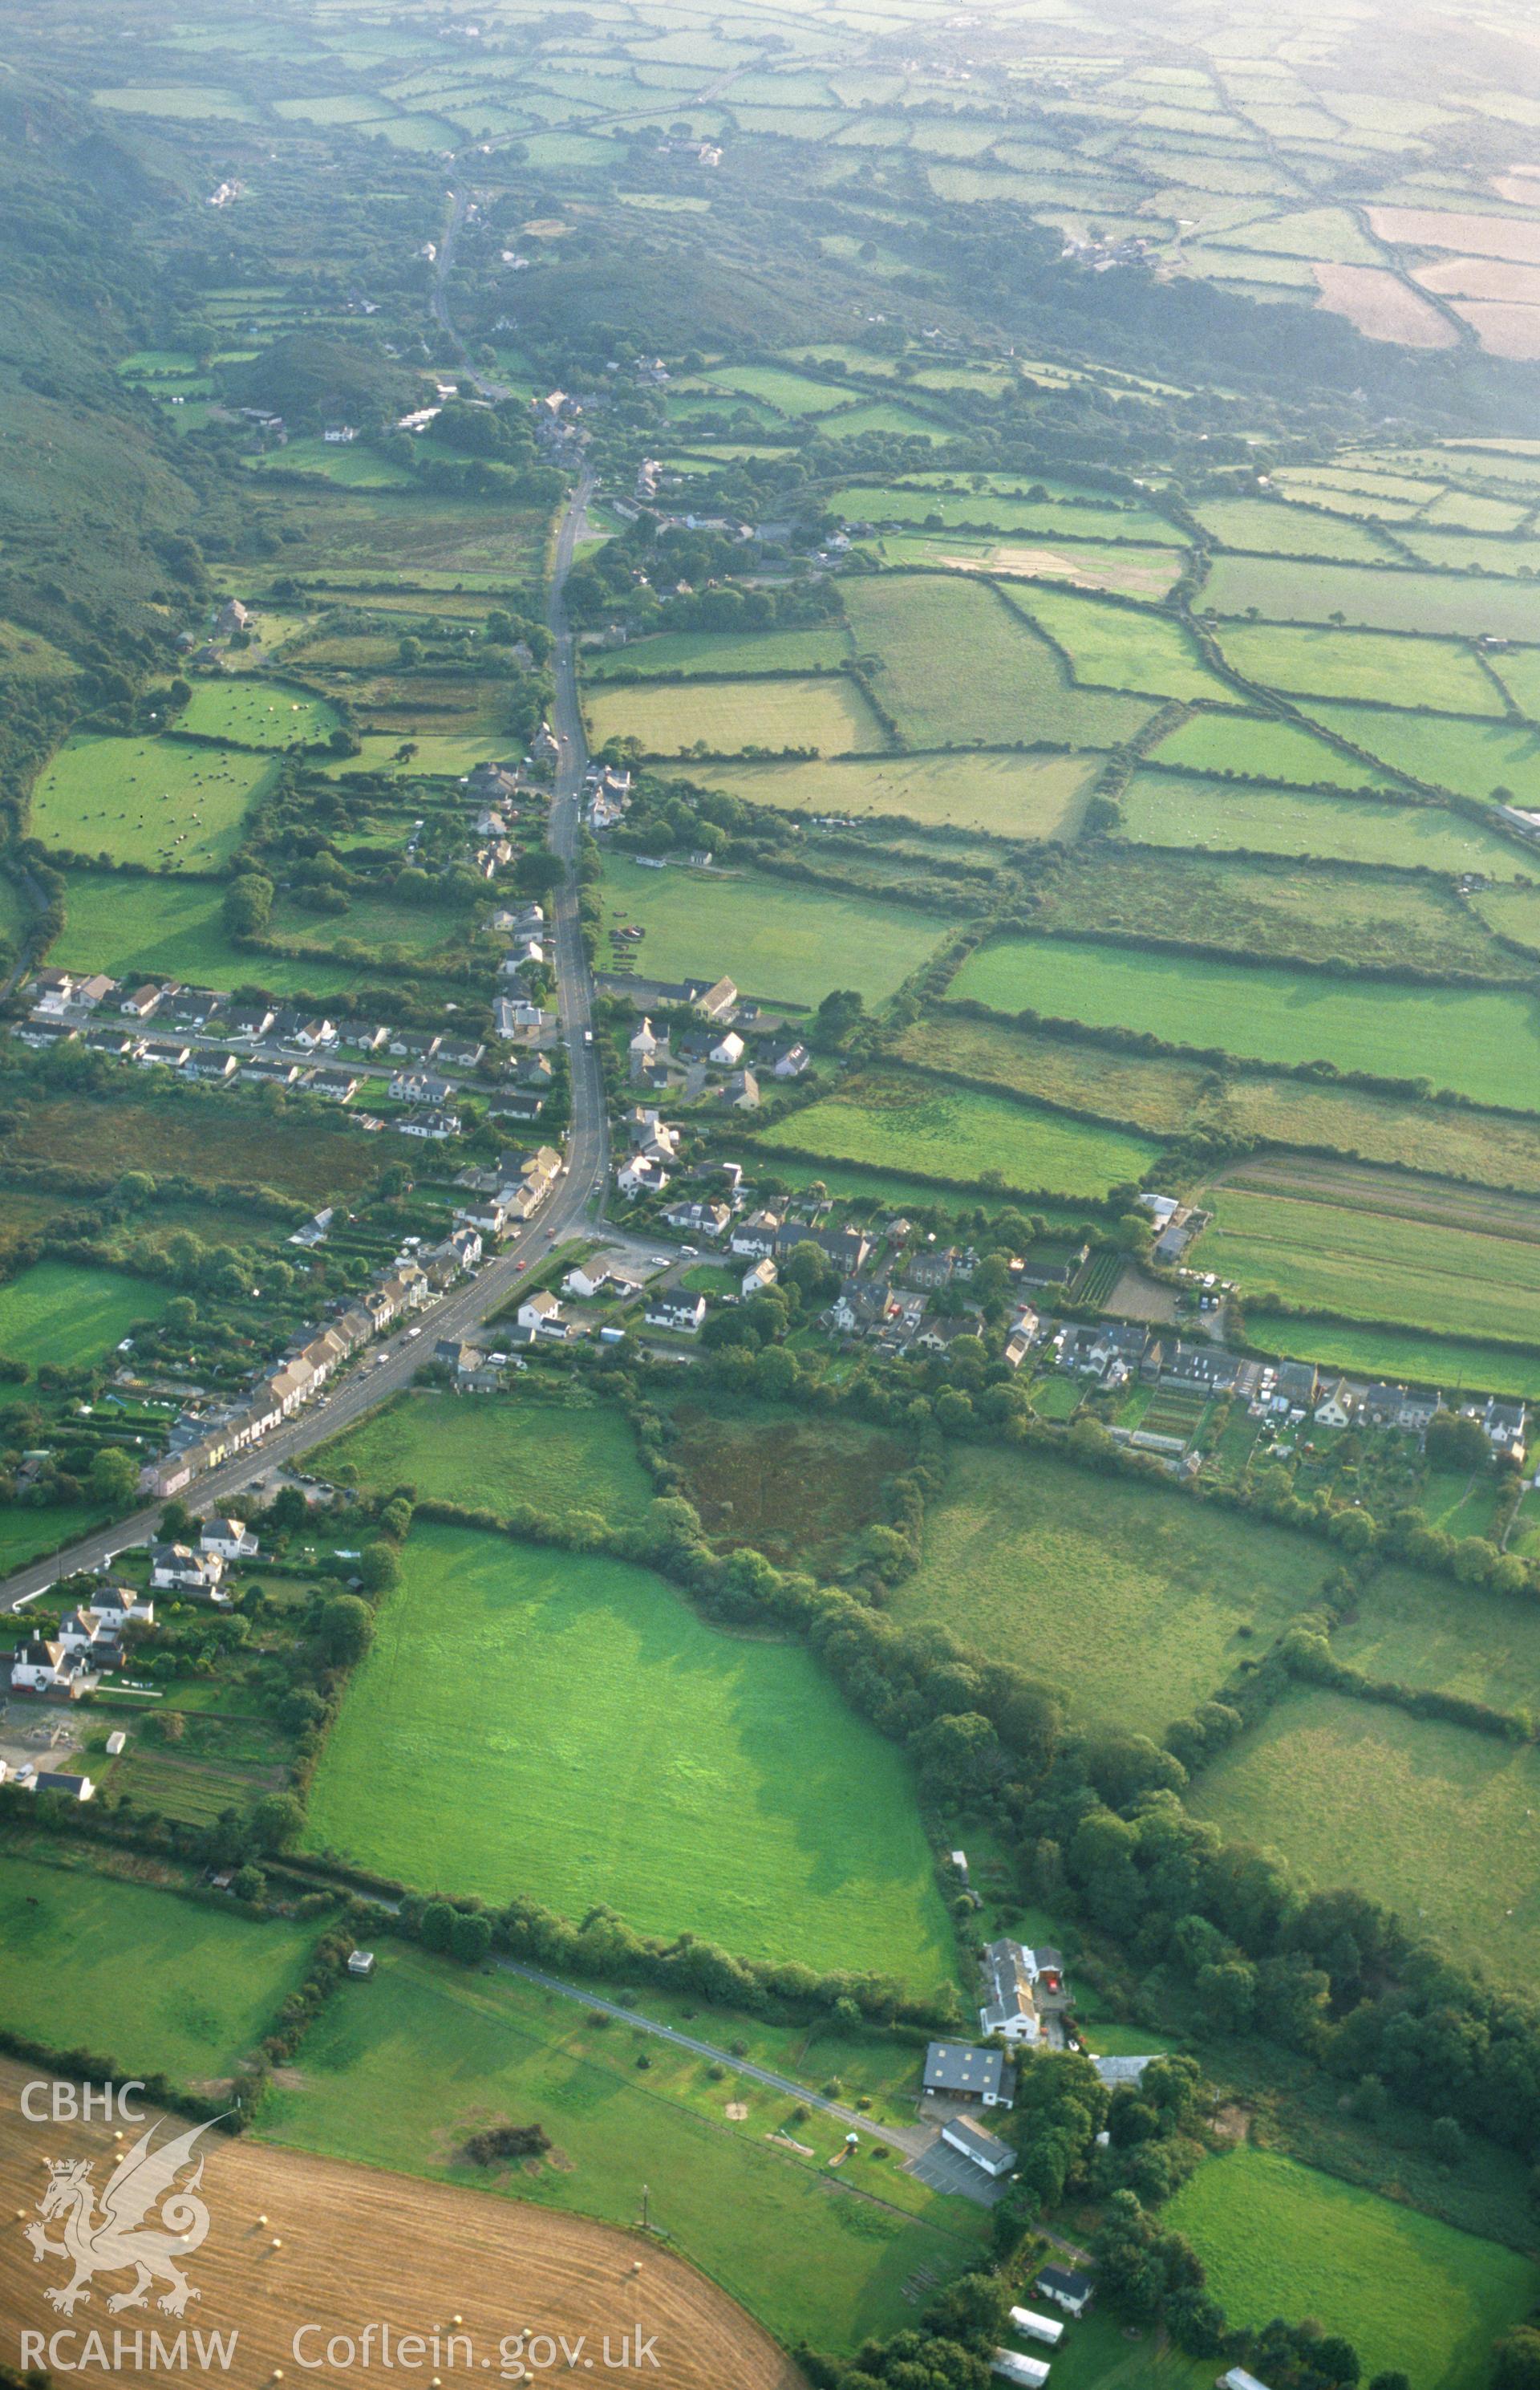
[1495,2334,1540,2390]
[250,1793,304,1852]
[318,1594,374,1666]
[232,1864,266,1903]
[223,874,274,937]
[515,850,565,896]
[357,1543,400,1595]
[159,1499,195,1541]
[88,1446,140,1505]
[450,1910,494,1966]
[1424,1410,1490,1472]
[814,988,864,1049]
[1429,2113,1466,2167]
[419,1900,456,1952]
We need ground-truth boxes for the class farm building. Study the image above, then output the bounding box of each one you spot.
[941,2116,1017,2178]
[924,2041,1014,2108]
[1035,2268,1092,2319]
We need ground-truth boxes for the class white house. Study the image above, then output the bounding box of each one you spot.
[201,1516,257,1560]
[728,1209,780,1260]
[150,1544,226,1597]
[1314,1378,1356,1430]
[708,1030,745,1068]
[517,1290,570,1339]
[10,1641,92,1698]
[741,1257,778,1300]
[617,1154,670,1199]
[645,1292,707,1335]
[85,1585,153,1629]
[1035,2268,1092,2319]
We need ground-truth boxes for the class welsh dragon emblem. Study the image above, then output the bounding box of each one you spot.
[23,2116,219,2317]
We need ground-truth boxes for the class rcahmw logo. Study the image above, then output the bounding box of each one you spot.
[16,2088,239,2370]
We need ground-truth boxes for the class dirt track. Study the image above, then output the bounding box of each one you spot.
[0,2062,803,2390]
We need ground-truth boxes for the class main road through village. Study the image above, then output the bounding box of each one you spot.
[0,460,611,1614]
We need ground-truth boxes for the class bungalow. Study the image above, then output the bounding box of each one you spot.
[940,2116,1016,2180]
[151,1544,226,1597]
[709,1030,745,1068]
[83,1026,140,1060]
[439,1039,485,1071]
[771,1042,811,1080]
[10,1640,93,1698]
[922,2042,1013,2108]
[496,1090,545,1123]
[399,1107,462,1141]
[136,1037,192,1071]
[183,1049,239,1083]
[1016,1242,1092,1291]
[32,1771,95,1803]
[241,1057,301,1088]
[387,1029,443,1061]
[1035,2268,1092,2319]
[303,1067,363,1104]
[663,1199,732,1240]
[225,1004,277,1043]
[741,1257,778,1301]
[645,1292,707,1335]
[517,1290,570,1340]
[201,1516,257,1560]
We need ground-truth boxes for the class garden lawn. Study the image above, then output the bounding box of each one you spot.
[889,1447,1331,1737]
[752,1069,1160,1199]
[315,1389,654,1524]
[0,1260,174,1367]
[698,750,1099,841]
[176,680,341,746]
[1216,623,1503,713]
[1003,585,1238,704]
[582,674,881,757]
[1165,2146,1535,2390]
[598,855,950,1009]
[841,575,1155,749]
[1299,701,1540,809]
[28,736,277,870]
[1189,1689,1540,1994]
[1199,1183,1540,1347]
[1116,769,1525,875]
[259,1948,989,2356]
[0,1855,318,2088]
[946,935,1540,1113]
[303,1526,957,1990]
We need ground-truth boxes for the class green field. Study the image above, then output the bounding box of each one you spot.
[250,435,413,487]
[1216,623,1503,714]
[1299,700,1540,808]
[598,855,950,1009]
[841,575,1156,748]
[1006,585,1238,704]
[316,1389,654,1523]
[1148,710,1383,789]
[890,1446,1331,1737]
[753,1069,1160,1199]
[176,680,342,746]
[1201,1181,1540,1348]
[303,1526,957,1989]
[1193,498,1400,562]
[947,935,1540,1112]
[1116,768,1526,875]
[260,1948,988,2355]
[0,1260,174,1366]
[0,1854,318,2087]
[586,626,851,679]
[1336,1560,1540,1712]
[1189,1689,1540,1994]
[837,483,1186,545]
[695,749,1099,841]
[28,735,278,870]
[0,1503,107,1576]
[1206,554,1540,642]
[49,872,401,995]
[584,673,881,756]
[1257,1316,1540,1402]
[1165,2147,1536,2390]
